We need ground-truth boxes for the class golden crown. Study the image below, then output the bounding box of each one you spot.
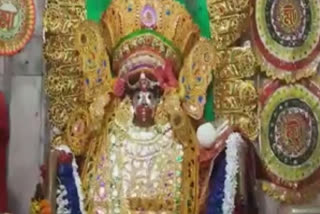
[101,0,200,75]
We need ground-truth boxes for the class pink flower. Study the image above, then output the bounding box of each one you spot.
[113,78,126,97]
[155,60,178,89]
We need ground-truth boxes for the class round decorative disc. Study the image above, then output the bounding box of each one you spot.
[260,80,320,182]
[0,0,35,55]
[252,0,320,82]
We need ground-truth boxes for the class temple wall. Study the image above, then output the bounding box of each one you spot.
[1,0,48,213]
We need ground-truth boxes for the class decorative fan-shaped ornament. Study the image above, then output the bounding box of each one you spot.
[252,0,320,82]
[260,80,320,184]
[0,0,35,55]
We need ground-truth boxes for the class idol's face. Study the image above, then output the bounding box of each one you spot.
[132,90,157,127]
[126,71,162,127]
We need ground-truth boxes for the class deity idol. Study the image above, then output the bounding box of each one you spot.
[81,62,203,213]
[30,0,258,213]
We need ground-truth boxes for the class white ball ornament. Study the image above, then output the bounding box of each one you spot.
[197,122,218,148]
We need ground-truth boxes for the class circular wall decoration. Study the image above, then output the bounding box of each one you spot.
[0,0,35,55]
[260,80,320,182]
[252,0,320,82]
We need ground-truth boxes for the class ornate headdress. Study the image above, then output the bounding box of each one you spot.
[70,0,217,118]
[101,0,200,77]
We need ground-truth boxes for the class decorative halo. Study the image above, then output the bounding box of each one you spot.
[260,80,320,183]
[252,0,320,82]
[0,0,35,55]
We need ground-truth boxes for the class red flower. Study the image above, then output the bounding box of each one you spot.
[113,78,126,97]
[58,151,73,164]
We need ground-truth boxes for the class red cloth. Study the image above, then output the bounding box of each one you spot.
[0,92,8,212]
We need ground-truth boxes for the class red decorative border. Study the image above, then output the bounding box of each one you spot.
[260,79,320,106]
[0,0,35,55]
[259,80,282,106]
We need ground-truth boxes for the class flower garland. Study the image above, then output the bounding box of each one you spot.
[222,133,243,214]
[56,183,71,214]
[206,132,243,214]
[56,145,86,214]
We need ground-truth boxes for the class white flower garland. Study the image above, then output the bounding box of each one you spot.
[222,133,244,214]
[55,145,86,214]
[56,183,71,214]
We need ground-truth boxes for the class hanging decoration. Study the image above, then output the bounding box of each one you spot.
[213,43,258,141]
[222,133,242,214]
[252,0,320,82]
[0,0,35,55]
[206,132,243,214]
[259,79,320,202]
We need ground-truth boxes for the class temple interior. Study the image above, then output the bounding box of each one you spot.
[1,0,320,213]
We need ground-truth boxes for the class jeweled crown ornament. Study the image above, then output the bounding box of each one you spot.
[100,0,200,76]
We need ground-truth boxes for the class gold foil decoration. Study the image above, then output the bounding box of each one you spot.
[214,44,258,140]
[180,39,217,120]
[44,0,86,134]
[74,21,113,103]
[207,0,251,49]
